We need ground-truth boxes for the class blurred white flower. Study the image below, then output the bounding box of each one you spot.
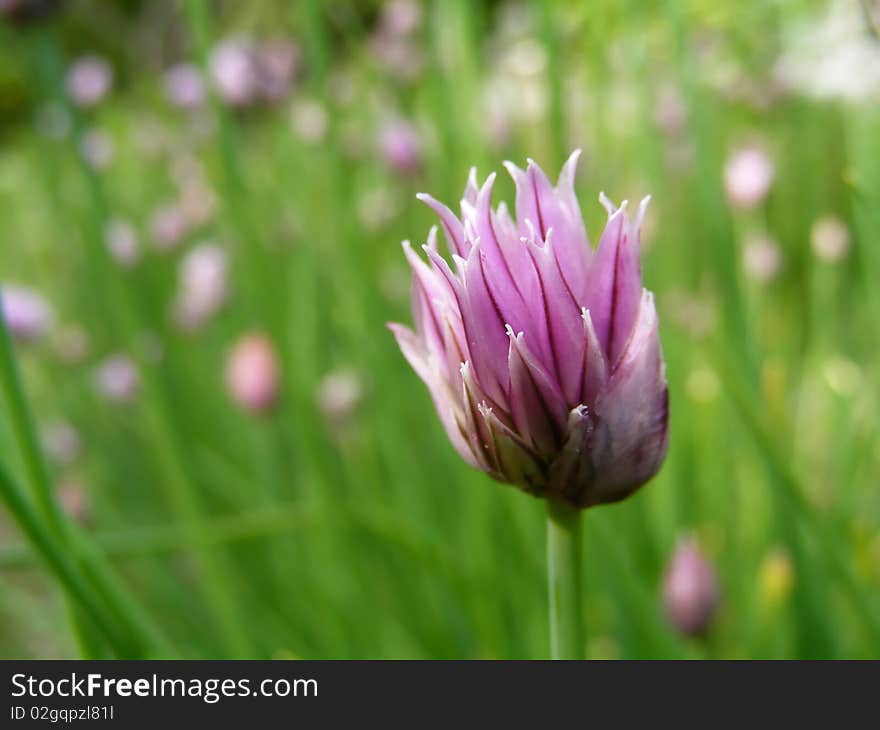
[724,146,774,209]
[79,128,114,170]
[775,0,880,103]
[291,98,328,143]
[1,284,52,342]
[316,368,364,422]
[810,215,851,263]
[66,54,113,108]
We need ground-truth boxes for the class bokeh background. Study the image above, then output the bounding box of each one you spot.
[1,0,879,659]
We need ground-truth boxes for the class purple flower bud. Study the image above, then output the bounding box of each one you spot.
[662,537,720,637]
[66,54,113,108]
[389,152,669,508]
[1,284,52,342]
[226,333,280,414]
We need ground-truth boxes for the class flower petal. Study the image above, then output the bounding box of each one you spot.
[585,290,669,506]
[506,326,568,455]
[584,198,644,366]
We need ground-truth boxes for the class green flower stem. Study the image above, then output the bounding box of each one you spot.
[0,291,173,658]
[546,499,585,660]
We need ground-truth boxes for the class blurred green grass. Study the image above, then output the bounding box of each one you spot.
[0,0,878,658]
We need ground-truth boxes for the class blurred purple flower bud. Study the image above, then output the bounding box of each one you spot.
[254,39,300,103]
[1,284,53,342]
[66,54,113,108]
[104,218,140,269]
[662,537,720,637]
[226,333,280,414]
[810,215,850,263]
[380,119,421,174]
[390,152,669,508]
[0,0,61,25]
[164,63,206,110]
[210,39,259,107]
[378,0,422,37]
[174,243,228,331]
[724,146,774,209]
[150,203,189,252]
[95,354,139,403]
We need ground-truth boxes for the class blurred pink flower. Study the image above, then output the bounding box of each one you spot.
[724,146,774,209]
[150,203,189,252]
[226,333,280,414]
[174,243,228,331]
[104,218,140,269]
[164,63,206,109]
[390,152,669,508]
[380,119,421,174]
[742,232,782,283]
[66,54,113,108]
[662,537,720,637]
[1,284,52,342]
[95,354,140,403]
[56,478,91,525]
[41,421,82,466]
[79,128,114,169]
[210,39,259,107]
